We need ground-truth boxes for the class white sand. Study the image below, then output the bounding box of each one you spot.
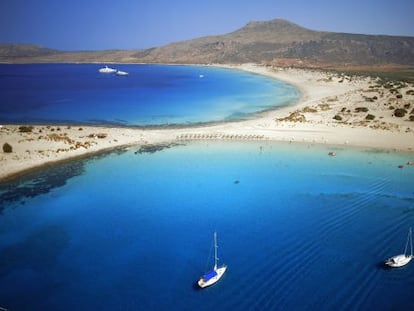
[1,64,413,181]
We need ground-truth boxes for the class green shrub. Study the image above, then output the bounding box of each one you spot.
[333,115,342,121]
[355,107,369,113]
[394,108,407,117]
[409,115,414,121]
[365,114,375,120]
[3,142,12,153]
[18,125,34,133]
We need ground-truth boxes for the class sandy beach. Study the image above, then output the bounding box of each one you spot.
[1,64,414,181]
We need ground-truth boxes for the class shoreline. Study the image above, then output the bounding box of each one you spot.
[1,64,414,182]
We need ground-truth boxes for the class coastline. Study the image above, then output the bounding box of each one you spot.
[1,64,414,182]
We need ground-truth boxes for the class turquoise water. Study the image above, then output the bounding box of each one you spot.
[1,141,414,310]
[0,64,299,125]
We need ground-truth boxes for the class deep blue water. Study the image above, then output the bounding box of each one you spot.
[0,64,299,125]
[1,141,414,311]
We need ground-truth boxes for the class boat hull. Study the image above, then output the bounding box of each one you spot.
[99,66,117,74]
[385,254,412,267]
[116,71,128,76]
[198,266,227,288]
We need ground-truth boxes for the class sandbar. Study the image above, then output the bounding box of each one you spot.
[1,64,414,181]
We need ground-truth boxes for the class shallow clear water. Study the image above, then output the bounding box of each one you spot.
[1,142,414,310]
[0,64,299,125]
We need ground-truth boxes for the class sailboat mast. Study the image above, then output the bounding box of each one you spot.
[214,232,218,269]
[404,227,412,256]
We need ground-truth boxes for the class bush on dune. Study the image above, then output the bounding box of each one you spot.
[3,142,12,153]
[18,125,34,133]
[394,108,407,117]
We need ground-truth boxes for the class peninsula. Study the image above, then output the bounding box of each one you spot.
[1,19,414,181]
[1,63,414,181]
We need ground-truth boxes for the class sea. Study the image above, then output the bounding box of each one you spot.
[0,64,299,126]
[0,65,414,311]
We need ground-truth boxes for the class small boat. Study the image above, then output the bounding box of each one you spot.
[197,232,227,288]
[116,70,129,76]
[385,227,413,267]
[199,74,204,78]
[99,65,117,73]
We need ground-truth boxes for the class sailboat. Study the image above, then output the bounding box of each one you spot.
[198,232,227,288]
[385,227,413,267]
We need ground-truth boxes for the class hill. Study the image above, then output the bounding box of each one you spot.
[0,44,59,59]
[2,19,414,70]
[133,19,414,67]
[0,44,139,63]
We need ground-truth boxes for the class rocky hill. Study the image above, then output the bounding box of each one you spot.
[0,44,138,63]
[134,19,414,66]
[0,44,59,59]
[2,19,414,68]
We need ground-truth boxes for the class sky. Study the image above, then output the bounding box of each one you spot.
[1,0,414,51]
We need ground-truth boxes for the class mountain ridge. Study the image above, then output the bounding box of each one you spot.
[1,19,414,69]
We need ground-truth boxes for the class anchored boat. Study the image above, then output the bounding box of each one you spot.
[116,70,129,76]
[197,232,227,288]
[98,65,117,73]
[385,227,413,267]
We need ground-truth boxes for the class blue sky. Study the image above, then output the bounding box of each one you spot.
[1,0,414,50]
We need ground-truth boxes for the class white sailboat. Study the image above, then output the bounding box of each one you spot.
[198,232,227,288]
[385,227,413,267]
